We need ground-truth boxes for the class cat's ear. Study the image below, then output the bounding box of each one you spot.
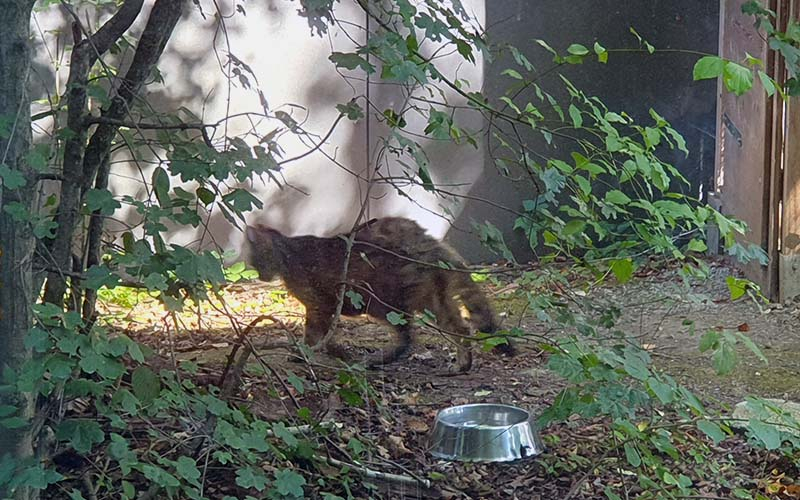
[246,225,271,244]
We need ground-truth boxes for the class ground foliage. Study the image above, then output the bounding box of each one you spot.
[0,0,798,499]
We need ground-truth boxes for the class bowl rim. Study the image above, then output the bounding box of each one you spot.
[434,403,532,430]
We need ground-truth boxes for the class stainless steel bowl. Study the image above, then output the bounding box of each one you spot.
[428,403,544,462]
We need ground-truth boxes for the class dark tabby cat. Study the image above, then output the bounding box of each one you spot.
[245,217,512,373]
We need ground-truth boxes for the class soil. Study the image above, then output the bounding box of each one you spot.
[75,260,800,499]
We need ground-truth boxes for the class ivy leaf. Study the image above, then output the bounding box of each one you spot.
[85,188,121,215]
[273,469,306,497]
[141,465,180,488]
[386,311,407,326]
[56,419,105,454]
[24,327,51,353]
[272,422,299,448]
[345,290,364,310]
[336,100,364,121]
[131,366,161,404]
[329,52,375,73]
[0,164,27,190]
[84,265,120,291]
[143,273,168,291]
[222,188,263,214]
[175,456,201,486]
[236,467,270,491]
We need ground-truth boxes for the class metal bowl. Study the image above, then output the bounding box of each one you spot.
[428,403,544,462]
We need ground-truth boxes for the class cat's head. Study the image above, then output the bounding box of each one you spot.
[245,224,282,281]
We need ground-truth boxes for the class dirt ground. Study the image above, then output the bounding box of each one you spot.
[106,259,800,499]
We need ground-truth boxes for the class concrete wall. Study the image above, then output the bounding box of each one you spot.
[30,0,486,264]
[447,0,720,262]
[30,1,719,264]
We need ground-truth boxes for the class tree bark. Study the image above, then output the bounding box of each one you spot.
[0,1,39,498]
[43,0,184,307]
[42,0,144,306]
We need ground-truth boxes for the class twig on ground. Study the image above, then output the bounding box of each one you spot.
[319,456,432,489]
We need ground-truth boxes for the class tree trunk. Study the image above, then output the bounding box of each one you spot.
[0,1,39,499]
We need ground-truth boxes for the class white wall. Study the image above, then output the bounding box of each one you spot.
[31,0,486,262]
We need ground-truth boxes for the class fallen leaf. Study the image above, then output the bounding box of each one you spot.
[737,323,750,332]
[387,435,412,456]
[406,418,430,433]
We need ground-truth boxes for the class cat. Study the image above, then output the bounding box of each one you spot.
[245,217,513,373]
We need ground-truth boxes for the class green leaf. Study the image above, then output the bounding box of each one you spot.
[196,187,216,205]
[273,469,306,497]
[713,339,737,375]
[236,467,270,491]
[85,189,121,216]
[175,456,201,486]
[24,327,51,353]
[723,62,754,95]
[726,276,748,301]
[697,419,726,444]
[646,377,674,404]
[698,331,720,352]
[567,43,589,56]
[56,419,104,454]
[345,290,364,310]
[386,311,407,326]
[622,346,650,381]
[594,42,608,63]
[610,258,634,284]
[563,220,586,237]
[329,52,375,73]
[84,265,119,291]
[152,167,171,208]
[0,164,27,190]
[501,68,523,80]
[143,273,168,291]
[131,366,161,404]
[748,419,782,450]
[336,100,365,121]
[693,56,725,80]
[286,371,305,395]
[758,70,777,97]
[223,188,264,213]
[734,332,768,364]
[568,104,583,128]
[141,465,180,488]
[687,239,708,253]
[624,442,641,467]
[604,190,631,205]
[272,422,299,448]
